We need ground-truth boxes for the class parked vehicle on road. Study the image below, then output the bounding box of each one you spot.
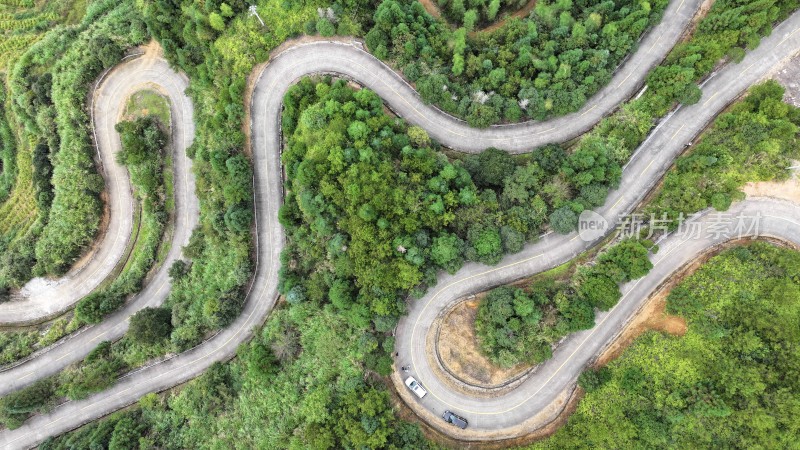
[442,410,468,429]
[405,376,427,398]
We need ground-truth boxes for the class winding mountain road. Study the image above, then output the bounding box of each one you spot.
[2,0,800,446]
[0,53,198,326]
[0,55,198,391]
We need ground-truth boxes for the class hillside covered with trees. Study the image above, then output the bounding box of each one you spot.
[647,81,800,223]
[366,0,668,126]
[531,242,800,448]
[2,0,800,447]
[475,239,654,368]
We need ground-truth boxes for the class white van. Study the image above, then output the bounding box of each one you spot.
[404,376,427,398]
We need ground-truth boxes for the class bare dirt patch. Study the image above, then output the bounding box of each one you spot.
[417,0,536,35]
[66,189,111,276]
[743,172,800,205]
[437,296,530,387]
[596,284,687,367]
[739,47,800,205]
[417,0,442,19]
[597,237,800,367]
[683,0,716,40]
[479,0,537,34]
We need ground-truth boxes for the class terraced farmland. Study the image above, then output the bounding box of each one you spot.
[0,0,88,291]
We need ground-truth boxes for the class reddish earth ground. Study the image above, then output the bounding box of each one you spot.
[743,174,800,204]
[417,0,537,35]
[596,286,688,367]
[437,296,531,387]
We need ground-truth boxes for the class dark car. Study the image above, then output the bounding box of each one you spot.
[442,410,468,429]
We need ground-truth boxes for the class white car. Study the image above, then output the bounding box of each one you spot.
[405,376,427,398]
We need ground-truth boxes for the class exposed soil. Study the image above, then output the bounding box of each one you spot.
[417,0,537,35]
[683,0,716,40]
[596,283,688,367]
[596,237,800,367]
[140,40,164,60]
[418,0,442,19]
[437,296,530,387]
[67,189,111,275]
[743,171,800,204]
[480,0,537,34]
[736,44,800,205]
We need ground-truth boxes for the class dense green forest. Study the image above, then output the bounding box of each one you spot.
[435,0,529,27]
[0,1,148,294]
[475,239,654,368]
[3,0,800,446]
[366,0,668,126]
[279,76,639,331]
[35,310,433,449]
[647,81,800,223]
[530,242,800,448]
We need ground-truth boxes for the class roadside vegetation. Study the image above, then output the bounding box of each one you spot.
[533,242,800,448]
[365,0,668,126]
[279,76,658,334]
[4,0,800,445]
[0,316,79,366]
[0,108,174,429]
[74,115,169,324]
[0,90,171,369]
[123,90,171,126]
[647,81,800,223]
[434,0,531,28]
[475,239,655,368]
[0,0,147,295]
[0,84,15,205]
[472,79,800,369]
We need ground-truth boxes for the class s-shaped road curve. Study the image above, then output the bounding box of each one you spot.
[0,54,198,326]
[0,0,701,396]
[4,1,800,447]
[1,0,698,325]
[0,55,198,388]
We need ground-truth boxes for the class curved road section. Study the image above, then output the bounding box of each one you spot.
[0,56,198,393]
[3,2,800,447]
[0,0,701,393]
[396,198,800,437]
[271,0,701,153]
[0,54,198,325]
[0,0,700,326]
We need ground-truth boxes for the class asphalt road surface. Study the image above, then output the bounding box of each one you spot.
[3,0,800,446]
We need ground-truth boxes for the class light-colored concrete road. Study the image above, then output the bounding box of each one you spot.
[0,53,198,325]
[3,0,800,446]
[395,198,800,438]
[394,11,800,438]
[258,0,702,153]
[0,56,198,391]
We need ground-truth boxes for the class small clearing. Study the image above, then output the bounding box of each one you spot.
[437,297,530,387]
[597,281,688,367]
